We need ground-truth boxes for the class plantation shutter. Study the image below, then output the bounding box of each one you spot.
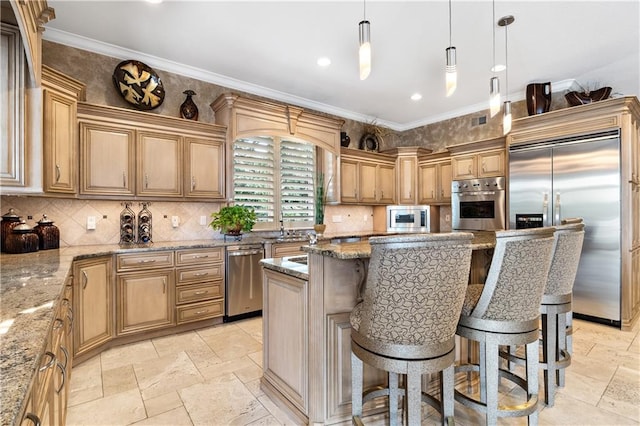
[233,137,275,222]
[280,139,315,225]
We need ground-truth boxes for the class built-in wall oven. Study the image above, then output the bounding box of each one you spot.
[452,177,506,231]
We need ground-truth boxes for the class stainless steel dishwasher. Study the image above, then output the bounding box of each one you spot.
[224,244,264,322]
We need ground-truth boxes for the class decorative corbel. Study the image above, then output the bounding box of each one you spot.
[286,105,303,135]
[37,6,56,31]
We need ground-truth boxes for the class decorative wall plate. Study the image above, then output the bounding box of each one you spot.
[112,60,165,110]
[359,133,379,152]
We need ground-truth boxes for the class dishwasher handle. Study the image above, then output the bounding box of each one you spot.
[227,250,263,257]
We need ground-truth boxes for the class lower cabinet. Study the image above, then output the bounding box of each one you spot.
[269,241,305,258]
[73,256,114,358]
[116,269,175,335]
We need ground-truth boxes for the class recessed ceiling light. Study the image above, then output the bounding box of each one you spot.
[491,64,506,72]
[317,57,331,67]
[411,93,422,101]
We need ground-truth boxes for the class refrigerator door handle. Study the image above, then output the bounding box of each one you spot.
[555,192,561,224]
[542,192,549,226]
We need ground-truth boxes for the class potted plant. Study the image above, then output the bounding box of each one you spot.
[209,204,257,235]
[314,173,329,234]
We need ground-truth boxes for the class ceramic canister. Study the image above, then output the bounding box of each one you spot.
[34,214,60,250]
[1,208,21,253]
[5,220,39,254]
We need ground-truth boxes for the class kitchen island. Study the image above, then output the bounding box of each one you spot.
[259,233,496,425]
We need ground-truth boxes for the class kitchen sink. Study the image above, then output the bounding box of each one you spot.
[286,255,308,265]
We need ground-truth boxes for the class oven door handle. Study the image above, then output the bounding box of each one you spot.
[457,191,497,196]
[228,250,263,257]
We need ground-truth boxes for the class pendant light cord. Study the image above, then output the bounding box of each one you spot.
[363,0,366,20]
[491,0,496,75]
[449,0,452,46]
[505,23,509,99]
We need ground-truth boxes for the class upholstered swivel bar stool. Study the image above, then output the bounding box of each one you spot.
[455,227,556,425]
[350,233,474,425]
[505,219,585,407]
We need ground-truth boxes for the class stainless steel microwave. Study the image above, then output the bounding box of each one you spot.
[386,205,440,233]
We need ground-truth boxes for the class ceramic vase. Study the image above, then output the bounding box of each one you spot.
[526,82,552,116]
[180,90,199,121]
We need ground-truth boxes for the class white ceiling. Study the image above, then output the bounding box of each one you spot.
[43,1,639,131]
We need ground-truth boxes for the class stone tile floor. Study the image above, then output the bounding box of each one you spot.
[67,317,640,425]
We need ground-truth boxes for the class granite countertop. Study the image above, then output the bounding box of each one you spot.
[260,256,309,281]
[0,237,267,426]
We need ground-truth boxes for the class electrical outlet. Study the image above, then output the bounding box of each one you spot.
[199,215,208,226]
[171,216,180,228]
[332,215,342,223]
[86,216,96,230]
[445,214,451,222]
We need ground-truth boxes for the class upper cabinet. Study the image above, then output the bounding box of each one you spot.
[42,66,86,195]
[78,103,226,200]
[418,151,452,205]
[448,137,506,180]
[340,148,396,205]
[382,147,433,205]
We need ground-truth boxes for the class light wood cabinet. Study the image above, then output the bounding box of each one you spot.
[451,149,505,179]
[117,269,175,335]
[73,256,114,358]
[137,131,182,197]
[262,268,309,414]
[185,137,224,198]
[41,66,85,195]
[270,241,305,258]
[78,102,226,200]
[339,148,396,205]
[79,119,135,196]
[418,154,452,205]
[382,147,433,205]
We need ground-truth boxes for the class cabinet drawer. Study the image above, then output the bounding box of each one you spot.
[176,281,223,305]
[116,251,174,271]
[176,300,223,324]
[272,242,304,258]
[176,265,224,285]
[176,248,223,265]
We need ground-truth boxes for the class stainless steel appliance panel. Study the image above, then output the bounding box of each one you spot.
[508,131,621,323]
[452,177,506,231]
[386,205,439,233]
[225,244,264,320]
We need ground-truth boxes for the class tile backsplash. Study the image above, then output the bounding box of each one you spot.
[0,197,382,246]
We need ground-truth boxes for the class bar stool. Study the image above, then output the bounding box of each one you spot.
[505,219,585,407]
[350,233,474,425]
[455,227,556,425]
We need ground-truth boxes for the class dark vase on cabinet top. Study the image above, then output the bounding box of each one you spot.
[526,82,552,116]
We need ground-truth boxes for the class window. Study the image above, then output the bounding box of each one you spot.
[233,136,315,229]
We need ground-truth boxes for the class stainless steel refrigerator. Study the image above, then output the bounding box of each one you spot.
[508,130,621,325]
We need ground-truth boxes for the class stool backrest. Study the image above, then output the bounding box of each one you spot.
[358,233,473,346]
[546,219,585,296]
[470,227,555,322]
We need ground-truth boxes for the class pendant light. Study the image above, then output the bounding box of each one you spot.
[445,0,457,97]
[499,15,515,135]
[358,0,371,80]
[489,0,500,117]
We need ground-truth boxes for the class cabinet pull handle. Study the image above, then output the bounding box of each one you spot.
[55,362,67,394]
[482,161,486,173]
[193,255,209,259]
[431,190,434,199]
[468,164,472,174]
[145,173,149,189]
[191,176,196,191]
[193,272,209,277]
[24,413,41,426]
[39,351,56,372]
[195,309,209,315]
[82,271,88,289]
[55,164,61,183]
[163,278,166,294]
[123,172,126,188]
[194,290,209,295]
[441,189,445,197]
[138,259,156,264]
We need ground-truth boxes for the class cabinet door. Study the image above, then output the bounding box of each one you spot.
[359,162,378,203]
[398,157,416,204]
[117,270,175,335]
[80,121,135,196]
[452,155,476,179]
[340,159,359,203]
[439,162,453,202]
[185,137,224,199]
[378,164,396,204]
[43,89,77,194]
[478,150,505,177]
[138,131,182,197]
[73,257,113,357]
[418,163,437,203]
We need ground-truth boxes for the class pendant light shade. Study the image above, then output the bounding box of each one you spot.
[445,0,457,97]
[359,20,371,80]
[489,76,501,117]
[503,100,512,134]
